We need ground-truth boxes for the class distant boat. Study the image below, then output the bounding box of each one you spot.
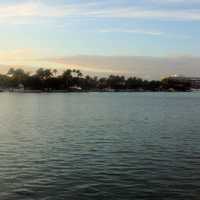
[69,86,82,92]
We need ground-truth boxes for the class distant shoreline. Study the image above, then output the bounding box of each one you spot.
[0,68,198,92]
[0,89,194,93]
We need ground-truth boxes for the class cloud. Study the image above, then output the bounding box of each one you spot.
[44,55,200,79]
[0,1,200,23]
[99,28,190,39]
[149,0,200,4]
[0,64,35,74]
[100,29,163,36]
[1,51,200,79]
[0,49,40,61]
[0,2,79,18]
[92,8,200,21]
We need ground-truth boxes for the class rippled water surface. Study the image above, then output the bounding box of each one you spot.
[1,92,200,200]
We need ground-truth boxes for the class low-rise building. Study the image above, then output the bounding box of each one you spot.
[163,76,200,90]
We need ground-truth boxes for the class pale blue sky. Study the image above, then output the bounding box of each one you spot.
[0,0,200,78]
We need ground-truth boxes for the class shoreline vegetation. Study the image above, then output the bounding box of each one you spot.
[0,68,193,93]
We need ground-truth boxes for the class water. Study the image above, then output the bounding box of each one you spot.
[0,92,200,200]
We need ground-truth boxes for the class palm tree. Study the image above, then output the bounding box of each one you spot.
[62,69,72,88]
[76,70,83,78]
[36,68,45,80]
[7,68,15,76]
[71,69,82,78]
[36,68,52,80]
[43,69,53,80]
[7,68,28,85]
[53,69,58,77]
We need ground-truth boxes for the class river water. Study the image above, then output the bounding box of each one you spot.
[0,92,200,199]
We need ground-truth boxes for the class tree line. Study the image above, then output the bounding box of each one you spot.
[0,68,191,91]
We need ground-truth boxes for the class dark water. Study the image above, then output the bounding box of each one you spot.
[0,92,200,200]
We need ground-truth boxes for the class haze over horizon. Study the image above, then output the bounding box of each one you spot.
[0,0,200,79]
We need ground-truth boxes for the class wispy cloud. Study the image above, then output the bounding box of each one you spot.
[99,28,191,39]
[1,50,200,79]
[0,1,200,23]
[43,55,200,79]
[92,8,200,21]
[100,29,163,36]
[0,49,35,61]
[148,0,200,4]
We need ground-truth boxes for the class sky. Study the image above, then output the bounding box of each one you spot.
[0,0,200,79]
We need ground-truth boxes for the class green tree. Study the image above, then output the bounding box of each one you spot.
[62,69,73,88]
